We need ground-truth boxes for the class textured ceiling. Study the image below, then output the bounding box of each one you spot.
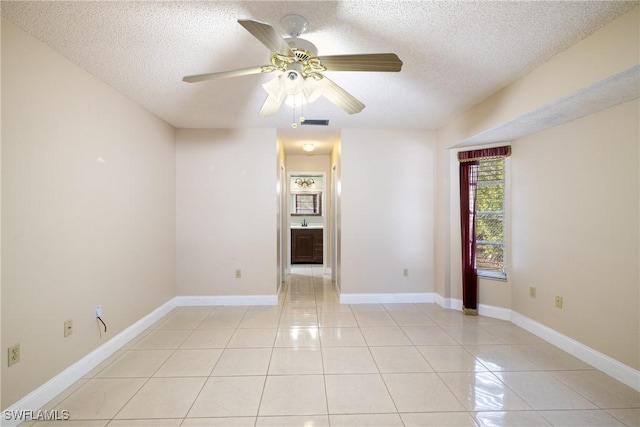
[2,1,637,154]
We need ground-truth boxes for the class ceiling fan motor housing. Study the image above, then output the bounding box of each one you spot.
[269,38,323,79]
[285,38,318,60]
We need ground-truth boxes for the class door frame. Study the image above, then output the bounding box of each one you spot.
[286,171,327,274]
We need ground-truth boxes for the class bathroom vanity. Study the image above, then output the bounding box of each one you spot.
[291,227,323,264]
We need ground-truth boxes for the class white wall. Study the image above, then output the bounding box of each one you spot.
[1,20,176,408]
[340,129,437,296]
[176,129,278,297]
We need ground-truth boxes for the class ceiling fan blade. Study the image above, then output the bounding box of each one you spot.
[259,94,285,117]
[318,76,365,114]
[317,53,403,72]
[183,66,269,83]
[238,19,294,57]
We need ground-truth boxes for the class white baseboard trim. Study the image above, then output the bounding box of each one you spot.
[6,291,638,425]
[434,296,638,391]
[436,296,462,311]
[434,294,452,309]
[435,297,511,321]
[478,303,512,321]
[340,292,435,304]
[176,294,278,306]
[2,298,177,426]
[511,311,640,392]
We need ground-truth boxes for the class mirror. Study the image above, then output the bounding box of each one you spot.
[291,191,321,215]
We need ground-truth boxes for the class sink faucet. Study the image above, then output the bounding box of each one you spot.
[302,218,307,227]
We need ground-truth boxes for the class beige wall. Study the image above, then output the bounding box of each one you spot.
[276,140,286,291]
[175,129,278,297]
[341,129,437,295]
[435,6,639,371]
[287,154,332,174]
[331,141,342,290]
[439,6,640,146]
[1,20,176,408]
[511,99,639,369]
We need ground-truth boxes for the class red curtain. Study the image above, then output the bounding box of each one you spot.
[458,146,511,162]
[458,145,511,314]
[459,161,479,313]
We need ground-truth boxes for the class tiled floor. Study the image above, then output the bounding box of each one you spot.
[27,265,639,426]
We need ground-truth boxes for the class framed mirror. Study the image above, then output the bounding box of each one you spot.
[291,191,322,215]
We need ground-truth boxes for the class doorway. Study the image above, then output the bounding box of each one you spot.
[287,172,326,272]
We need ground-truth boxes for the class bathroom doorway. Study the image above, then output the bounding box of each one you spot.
[288,172,326,273]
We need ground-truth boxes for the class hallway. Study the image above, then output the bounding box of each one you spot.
[26,266,640,426]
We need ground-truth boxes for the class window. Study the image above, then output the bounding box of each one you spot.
[458,145,510,310]
[475,157,506,279]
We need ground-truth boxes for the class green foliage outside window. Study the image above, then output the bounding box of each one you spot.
[475,158,505,276]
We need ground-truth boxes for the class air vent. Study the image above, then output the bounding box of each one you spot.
[301,119,329,126]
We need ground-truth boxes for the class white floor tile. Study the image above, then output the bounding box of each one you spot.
[382,373,465,412]
[187,376,265,417]
[114,377,206,419]
[259,375,327,416]
[33,269,638,427]
[325,374,396,414]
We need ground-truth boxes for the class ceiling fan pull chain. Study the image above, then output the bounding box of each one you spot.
[291,100,297,128]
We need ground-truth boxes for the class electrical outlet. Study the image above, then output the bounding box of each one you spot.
[64,319,73,337]
[235,269,241,279]
[402,268,409,277]
[529,287,536,298]
[95,305,102,318]
[555,296,563,309]
[7,344,20,367]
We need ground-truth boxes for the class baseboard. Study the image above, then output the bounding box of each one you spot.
[511,311,640,392]
[340,292,435,304]
[2,298,177,426]
[434,293,450,309]
[436,296,462,311]
[3,294,282,423]
[433,296,639,391]
[478,302,512,321]
[435,297,511,321]
[6,292,637,425]
[176,294,278,306]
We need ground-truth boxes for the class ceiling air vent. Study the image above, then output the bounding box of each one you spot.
[301,119,329,126]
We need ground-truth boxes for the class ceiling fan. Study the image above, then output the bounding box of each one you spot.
[182,15,403,117]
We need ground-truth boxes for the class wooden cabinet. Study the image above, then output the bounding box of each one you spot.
[291,228,323,264]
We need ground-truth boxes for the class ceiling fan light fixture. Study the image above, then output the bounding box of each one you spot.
[263,71,323,109]
[284,92,307,107]
[183,17,403,118]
